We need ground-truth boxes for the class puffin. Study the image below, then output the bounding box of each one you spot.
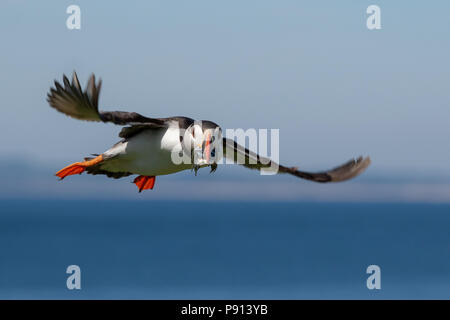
[47,72,371,192]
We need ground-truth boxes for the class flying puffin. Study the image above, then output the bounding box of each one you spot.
[47,72,371,192]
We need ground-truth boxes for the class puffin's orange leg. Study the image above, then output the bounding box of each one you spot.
[133,175,156,192]
[56,155,104,180]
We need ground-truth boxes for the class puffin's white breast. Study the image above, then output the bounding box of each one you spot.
[102,125,192,176]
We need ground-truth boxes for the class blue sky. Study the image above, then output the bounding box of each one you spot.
[1,1,450,175]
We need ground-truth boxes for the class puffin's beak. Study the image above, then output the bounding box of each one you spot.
[204,132,211,164]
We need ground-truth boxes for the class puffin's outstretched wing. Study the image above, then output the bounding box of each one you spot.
[222,138,371,182]
[47,72,167,127]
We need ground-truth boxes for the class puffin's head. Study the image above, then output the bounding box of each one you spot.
[184,120,222,166]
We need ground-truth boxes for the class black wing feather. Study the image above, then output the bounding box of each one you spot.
[222,138,370,183]
[47,72,167,129]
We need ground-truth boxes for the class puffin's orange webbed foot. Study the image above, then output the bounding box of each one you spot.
[56,155,104,180]
[133,175,156,192]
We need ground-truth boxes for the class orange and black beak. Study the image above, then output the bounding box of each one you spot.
[204,132,211,164]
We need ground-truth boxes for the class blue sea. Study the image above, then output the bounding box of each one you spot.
[0,200,449,299]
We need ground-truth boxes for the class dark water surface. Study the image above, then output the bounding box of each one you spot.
[0,200,449,299]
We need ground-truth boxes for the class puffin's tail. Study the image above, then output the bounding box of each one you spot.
[56,155,104,180]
